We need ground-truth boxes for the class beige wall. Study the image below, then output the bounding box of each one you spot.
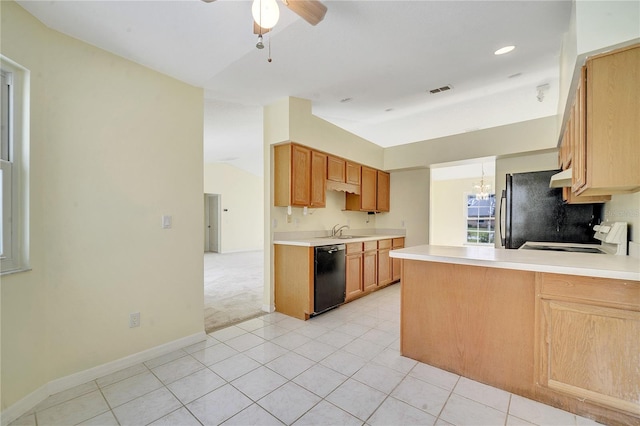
[204,163,264,252]
[430,177,496,247]
[1,1,204,410]
[605,192,640,245]
[375,169,430,248]
[558,0,640,140]
[384,116,558,172]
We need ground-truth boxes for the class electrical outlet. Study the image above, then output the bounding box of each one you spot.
[129,312,140,328]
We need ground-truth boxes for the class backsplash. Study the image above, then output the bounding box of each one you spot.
[270,190,379,233]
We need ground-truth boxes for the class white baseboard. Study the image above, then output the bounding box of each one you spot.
[1,331,206,426]
[262,304,275,313]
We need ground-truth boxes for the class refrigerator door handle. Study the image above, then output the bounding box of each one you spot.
[499,189,506,247]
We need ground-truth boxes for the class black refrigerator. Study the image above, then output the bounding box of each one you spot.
[500,170,602,249]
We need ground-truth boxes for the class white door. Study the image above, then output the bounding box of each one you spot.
[204,193,220,252]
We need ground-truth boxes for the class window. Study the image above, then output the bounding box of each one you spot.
[1,56,29,274]
[466,194,495,245]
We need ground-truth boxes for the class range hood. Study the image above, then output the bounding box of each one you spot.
[549,168,572,188]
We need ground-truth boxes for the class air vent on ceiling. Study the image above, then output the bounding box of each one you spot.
[429,85,453,94]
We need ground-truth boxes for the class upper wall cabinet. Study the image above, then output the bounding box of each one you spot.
[566,44,640,198]
[558,72,610,204]
[327,155,346,183]
[275,142,390,212]
[377,170,390,212]
[326,155,360,194]
[345,167,390,212]
[274,143,326,207]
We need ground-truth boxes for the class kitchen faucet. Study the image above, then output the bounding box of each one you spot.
[331,224,350,237]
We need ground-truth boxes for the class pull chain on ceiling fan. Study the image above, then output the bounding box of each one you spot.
[202,0,326,61]
[202,0,327,33]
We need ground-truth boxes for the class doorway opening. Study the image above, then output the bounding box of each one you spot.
[202,192,264,333]
[429,158,496,247]
[204,193,221,253]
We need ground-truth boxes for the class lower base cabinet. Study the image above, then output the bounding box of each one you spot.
[344,239,405,303]
[346,244,364,301]
[363,241,378,292]
[537,273,640,420]
[400,260,640,426]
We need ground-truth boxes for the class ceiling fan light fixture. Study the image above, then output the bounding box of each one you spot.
[252,0,280,30]
[256,34,264,49]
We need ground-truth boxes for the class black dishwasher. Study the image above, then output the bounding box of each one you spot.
[314,244,346,314]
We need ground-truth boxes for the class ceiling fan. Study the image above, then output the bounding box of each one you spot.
[201,0,327,35]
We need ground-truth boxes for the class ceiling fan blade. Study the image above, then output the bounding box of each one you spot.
[282,0,327,26]
[253,21,272,35]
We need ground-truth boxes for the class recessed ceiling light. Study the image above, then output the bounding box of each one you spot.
[494,45,515,55]
[340,97,352,103]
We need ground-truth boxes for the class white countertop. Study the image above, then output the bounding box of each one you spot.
[390,245,640,281]
[274,234,405,247]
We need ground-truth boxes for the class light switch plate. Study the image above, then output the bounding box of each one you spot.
[162,215,172,229]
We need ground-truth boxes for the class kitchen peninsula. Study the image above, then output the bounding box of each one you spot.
[391,245,640,425]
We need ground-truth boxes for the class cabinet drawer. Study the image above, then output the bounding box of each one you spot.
[539,273,640,311]
[346,242,363,254]
[378,239,392,249]
[363,241,377,252]
[392,238,405,248]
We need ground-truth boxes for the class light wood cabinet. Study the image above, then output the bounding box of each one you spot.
[363,241,378,292]
[311,151,327,207]
[274,143,326,207]
[400,260,640,425]
[346,162,361,186]
[558,68,610,204]
[345,166,391,212]
[274,245,314,320]
[360,166,378,211]
[326,155,360,194]
[392,237,404,282]
[537,273,640,418]
[327,155,345,183]
[345,242,364,301]
[377,239,393,287]
[570,44,640,197]
[376,171,390,212]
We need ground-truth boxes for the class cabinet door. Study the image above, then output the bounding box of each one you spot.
[311,151,327,207]
[291,145,312,207]
[346,162,361,185]
[377,171,390,212]
[377,246,392,287]
[361,167,377,212]
[539,299,640,415]
[363,250,378,292]
[572,68,586,193]
[327,156,346,183]
[346,253,363,301]
[392,238,404,282]
[580,45,640,195]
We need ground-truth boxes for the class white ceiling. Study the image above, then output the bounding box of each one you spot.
[17,0,573,176]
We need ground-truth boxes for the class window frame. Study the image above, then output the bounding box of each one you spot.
[1,56,30,275]
[464,192,496,246]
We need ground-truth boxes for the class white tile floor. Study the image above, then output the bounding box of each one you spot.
[11,284,601,426]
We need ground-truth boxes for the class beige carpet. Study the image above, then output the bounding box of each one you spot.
[204,250,265,333]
